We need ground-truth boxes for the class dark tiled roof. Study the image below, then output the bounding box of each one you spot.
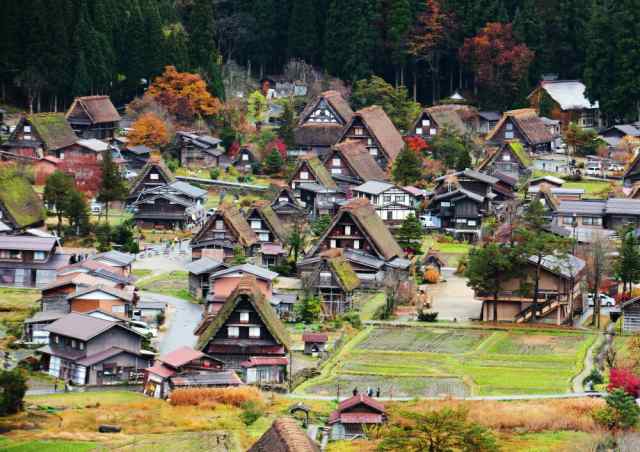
[94,250,136,266]
[76,347,129,366]
[44,312,139,341]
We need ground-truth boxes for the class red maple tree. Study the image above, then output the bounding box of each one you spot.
[459,22,534,109]
[405,135,429,155]
[608,368,640,397]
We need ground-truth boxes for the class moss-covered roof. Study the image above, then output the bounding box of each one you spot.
[27,113,77,150]
[258,204,289,242]
[343,198,403,260]
[0,170,45,228]
[299,155,337,189]
[196,276,291,351]
[328,254,360,292]
[508,141,532,167]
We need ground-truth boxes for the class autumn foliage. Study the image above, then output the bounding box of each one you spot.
[129,112,171,149]
[459,23,534,109]
[608,368,640,397]
[169,386,263,407]
[423,266,440,284]
[146,65,222,123]
[405,135,429,154]
[58,155,102,196]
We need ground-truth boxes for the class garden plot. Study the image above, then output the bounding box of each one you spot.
[299,326,595,397]
[305,374,469,398]
[358,327,490,353]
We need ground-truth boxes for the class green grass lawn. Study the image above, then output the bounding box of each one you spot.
[132,269,153,279]
[0,438,97,452]
[26,390,147,408]
[357,293,386,321]
[298,325,595,397]
[136,271,194,302]
[0,288,41,328]
[422,235,474,255]
[564,180,616,199]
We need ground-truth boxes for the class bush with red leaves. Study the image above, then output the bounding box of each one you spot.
[608,368,640,397]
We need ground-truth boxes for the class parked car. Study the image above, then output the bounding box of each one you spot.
[587,293,615,307]
[124,169,138,179]
[585,166,603,177]
[128,320,158,337]
[90,201,104,214]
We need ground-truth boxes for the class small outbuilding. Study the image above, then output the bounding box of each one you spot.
[329,394,386,440]
[302,332,328,355]
[621,297,640,333]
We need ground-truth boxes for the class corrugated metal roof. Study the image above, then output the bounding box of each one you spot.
[210,263,278,281]
[352,180,394,195]
[0,236,56,251]
[556,200,606,215]
[185,257,225,275]
[169,180,207,199]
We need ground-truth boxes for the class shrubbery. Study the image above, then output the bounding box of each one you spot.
[0,369,27,415]
[417,309,438,322]
[170,386,262,407]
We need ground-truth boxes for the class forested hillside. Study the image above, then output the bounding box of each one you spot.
[0,0,638,121]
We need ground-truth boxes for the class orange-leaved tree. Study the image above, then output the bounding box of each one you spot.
[146,65,222,123]
[129,112,170,149]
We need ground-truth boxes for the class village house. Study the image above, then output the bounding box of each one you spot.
[198,264,278,321]
[410,104,478,139]
[599,124,640,150]
[533,154,573,175]
[91,250,135,276]
[428,170,511,242]
[38,312,152,385]
[289,155,343,218]
[269,186,307,228]
[299,198,408,288]
[329,394,386,440]
[528,79,601,130]
[477,141,532,181]
[351,181,417,228]
[186,257,227,301]
[143,346,242,399]
[300,249,361,317]
[66,286,136,319]
[66,95,121,140]
[476,254,586,324]
[130,181,207,230]
[529,175,565,189]
[3,113,78,160]
[302,332,328,355]
[127,154,176,201]
[246,201,289,268]
[0,235,69,288]
[233,144,264,172]
[190,203,259,261]
[528,186,584,201]
[176,131,227,168]
[323,140,389,191]
[74,138,110,162]
[0,172,46,231]
[552,198,640,234]
[337,106,404,171]
[478,111,501,135]
[196,276,291,385]
[486,109,554,153]
[294,90,354,157]
[623,152,640,187]
[121,144,151,170]
[249,417,320,452]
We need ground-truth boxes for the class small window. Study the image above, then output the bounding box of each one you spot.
[228,326,239,338]
[395,195,404,203]
[24,125,31,133]
[502,153,511,161]
[242,153,249,161]
[416,127,423,135]
[505,131,514,139]
[320,271,331,279]
[422,119,430,127]
[300,171,309,180]
[369,148,378,156]
[54,335,59,344]
[215,220,224,230]
[506,123,513,130]
[249,327,261,338]
[330,239,337,248]
[259,232,269,241]
[562,216,574,225]
[251,220,262,229]
[240,312,249,323]
[367,138,373,146]
[150,173,159,180]
[429,128,437,136]
[71,339,76,348]
[384,195,392,203]
[79,342,84,350]
[468,220,477,226]
[33,251,46,261]
[354,127,363,136]
[24,134,32,140]
[344,225,351,236]
[353,240,360,249]
[331,168,342,175]
[112,305,125,313]
[332,158,341,166]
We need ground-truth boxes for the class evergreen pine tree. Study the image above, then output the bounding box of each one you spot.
[397,213,424,252]
[97,151,128,222]
[392,146,423,185]
[264,149,284,174]
[278,101,296,147]
[188,0,225,99]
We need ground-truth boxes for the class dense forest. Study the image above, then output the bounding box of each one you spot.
[0,0,639,121]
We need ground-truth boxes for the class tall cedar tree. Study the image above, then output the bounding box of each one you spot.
[288,0,319,63]
[278,101,296,147]
[614,227,640,293]
[397,213,424,253]
[43,171,75,235]
[393,146,423,185]
[387,0,413,85]
[97,151,128,222]
[187,0,225,99]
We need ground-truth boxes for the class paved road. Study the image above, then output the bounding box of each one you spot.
[140,291,202,354]
[428,269,483,321]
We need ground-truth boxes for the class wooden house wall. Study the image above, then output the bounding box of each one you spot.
[623,303,640,333]
[290,161,318,189]
[340,118,387,169]
[490,118,528,146]
[323,150,357,180]
[320,215,375,255]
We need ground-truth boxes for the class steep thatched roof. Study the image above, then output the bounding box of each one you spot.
[0,170,45,228]
[477,141,532,172]
[248,417,320,452]
[486,109,553,146]
[324,250,360,291]
[66,96,121,124]
[192,202,258,247]
[349,106,404,161]
[128,154,176,197]
[294,155,337,189]
[26,113,77,150]
[330,141,388,182]
[196,275,291,351]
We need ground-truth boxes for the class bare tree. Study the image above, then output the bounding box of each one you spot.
[585,230,613,329]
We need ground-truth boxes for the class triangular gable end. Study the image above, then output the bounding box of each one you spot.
[301,98,342,126]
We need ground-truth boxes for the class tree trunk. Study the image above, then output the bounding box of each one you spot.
[493,292,499,322]
[105,201,110,224]
[413,69,417,101]
[400,65,405,87]
[531,261,542,321]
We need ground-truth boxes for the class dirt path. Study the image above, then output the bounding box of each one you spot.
[572,323,615,392]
